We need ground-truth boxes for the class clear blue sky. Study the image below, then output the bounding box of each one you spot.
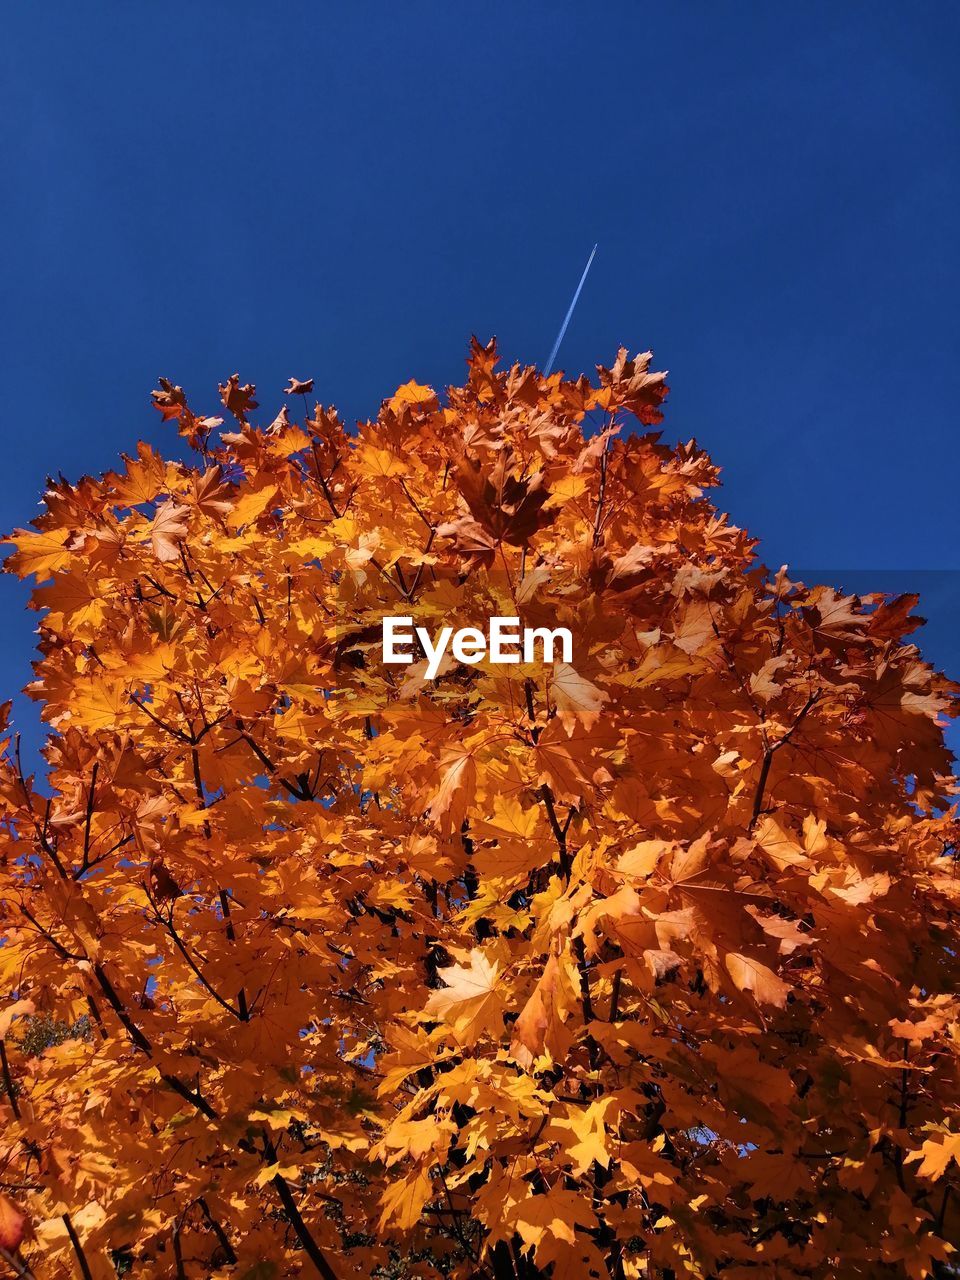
[1,3,958,760]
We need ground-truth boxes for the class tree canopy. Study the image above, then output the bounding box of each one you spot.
[1,341,959,1278]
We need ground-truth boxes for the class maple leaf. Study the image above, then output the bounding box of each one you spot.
[508,1188,596,1259]
[151,378,221,449]
[534,715,618,804]
[427,747,477,834]
[226,484,278,530]
[473,796,553,882]
[66,677,127,731]
[266,404,292,435]
[600,542,659,592]
[151,376,187,421]
[424,949,506,1045]
[108,442,176,508]
[889,1013,947,1044]
[723,951,790,1007]
[547,1099,617,1177]
[4,527,72,581]
[906,1133,960,1180]
[752,813,810,872]
[284,376,314,396]
[33,569,107,630]
[549,662,608,734]
[510,950,579,1069]
[388,380,438,415]
[218,372,258,421]
[448,449,555,547]
[377,1167,433,1232]
[190,465,234,518]
[593,348,668,423]
[433,515,497,568]
[149,499,190,562]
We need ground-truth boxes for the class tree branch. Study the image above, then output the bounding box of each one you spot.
[63,1213,93,1280]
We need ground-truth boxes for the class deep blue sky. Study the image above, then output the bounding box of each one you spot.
[1,4,958,761]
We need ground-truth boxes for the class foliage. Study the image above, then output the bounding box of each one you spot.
[1,341,959,1278]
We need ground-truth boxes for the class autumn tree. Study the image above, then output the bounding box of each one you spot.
[1,341,959,1280]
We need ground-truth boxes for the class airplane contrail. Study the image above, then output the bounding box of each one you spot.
[544,242,598,376]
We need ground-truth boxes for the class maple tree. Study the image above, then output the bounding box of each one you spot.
[1,339,960,1280]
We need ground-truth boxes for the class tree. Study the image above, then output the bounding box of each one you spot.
[1,340,959,1279]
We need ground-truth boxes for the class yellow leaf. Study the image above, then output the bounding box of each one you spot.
[724,951,789,1007]
[389,380,437,414]
[150,499,190,562]
[253,1163,301,1189]
[424,948,506,1045]
[549,662,608,734]
[905,1132,960,1180]
[5,527,72,580]
[71,678,128,731]
[227,484,279,529]
[377,1166,432,1232]
[753,814,810,872]
[33,569,107,630]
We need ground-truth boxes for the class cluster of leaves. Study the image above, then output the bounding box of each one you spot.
[1,340,959,1279]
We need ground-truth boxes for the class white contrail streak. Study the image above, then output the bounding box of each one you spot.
[544,243,598,376]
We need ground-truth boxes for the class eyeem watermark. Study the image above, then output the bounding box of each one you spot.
[383,616,573,680]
